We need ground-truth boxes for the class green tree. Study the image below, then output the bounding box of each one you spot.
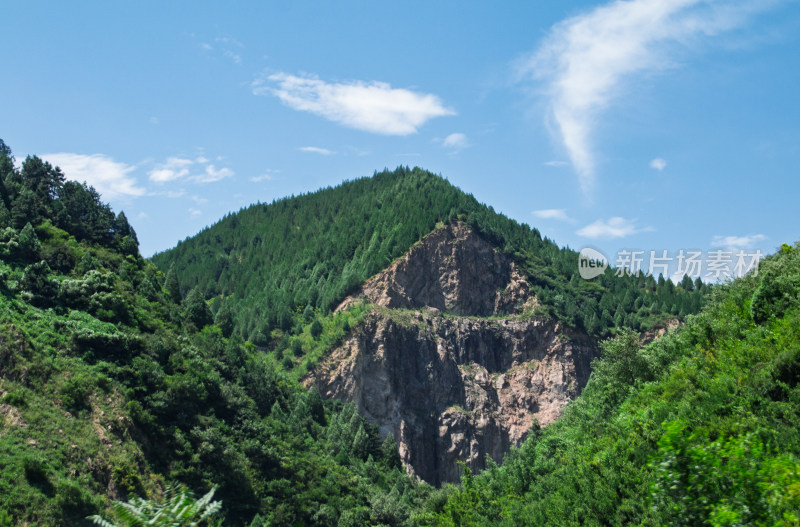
[380,433,402,469]
[310,318,323,339]
[88,484,222,527]
[16,222,41,262]
[352,424,370,460]
[594,328,650,388]
[54,181,115,244]
[214,302,234,338]
[164,263,181,303]
[184,287,212,329]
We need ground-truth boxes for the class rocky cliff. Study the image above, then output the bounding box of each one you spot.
[306,222,598,484]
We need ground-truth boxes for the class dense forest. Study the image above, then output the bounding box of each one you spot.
[425,241,800,525]
[0,139,429,526]
[152,166,706,348]
[2,137,797,526]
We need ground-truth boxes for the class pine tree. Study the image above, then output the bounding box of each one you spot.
[351,424,370,460]
[164,263,181,303]
[310,318,323,339]
[380,433,402,469]
[17,222,41,262]
[214,302,234,338]
[183,287,212,329]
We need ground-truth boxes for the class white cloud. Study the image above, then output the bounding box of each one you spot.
[149,116,159,125]
[189,208,203,217]
[223,50,242,64]
[544,160,568,167]
[201,37,244,64]
[254,72,455,135]
[150,189,186,199]
[215,36,243,47]
[41,153,145,200]
[250,169,279,183]
[577,217,649,239]
[149,157,193,183]
[299,146,335,155]
[532,208,575,223]
[197,164,234,183]
[442,133,469,150]
[650,157,667,171]
[149,156,233,184]
[520,0,777,193]
[711,234,767,248]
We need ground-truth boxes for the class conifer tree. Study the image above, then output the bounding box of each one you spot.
[164,263,181,303]
[17,222,41,262]
[184,286,212,329]
[214,302,234,337]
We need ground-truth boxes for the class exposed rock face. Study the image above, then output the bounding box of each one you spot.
[309,222,598,485]
[338,222,534,317]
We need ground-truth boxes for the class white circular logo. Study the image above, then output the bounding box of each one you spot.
[578,247,608,279]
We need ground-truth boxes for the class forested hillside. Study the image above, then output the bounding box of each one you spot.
[152,166,706,346]
[0,139,432,526]
[424,242,800,526]
[5,136,790,527]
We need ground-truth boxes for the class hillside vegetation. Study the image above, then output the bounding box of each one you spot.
[152,166,706,347]
[2,137,792,526]
[424,242,800,526]
[0,139,430,526]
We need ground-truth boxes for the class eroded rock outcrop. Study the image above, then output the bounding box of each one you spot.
[337,222,534,317]
[307,222,598,484]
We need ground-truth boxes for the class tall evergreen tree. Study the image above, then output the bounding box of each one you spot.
[164,263,181,303]
[183,286,212,329]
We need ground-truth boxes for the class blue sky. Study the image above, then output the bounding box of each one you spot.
[2,1,799,279]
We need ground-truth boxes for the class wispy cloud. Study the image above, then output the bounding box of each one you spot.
[189,208,203,217]
[200,36,244,64]
[299,146,335,155]
[442,132,469,151]
[149,157,193,183]
[250,170,279,183]
[253,72,455,135]
[41,153,145,200]
[650,157,667,171]
[577,217,651,239]
[198,165,234,183]
[149,156,233,184]
[532,208,575,223]
[711,234,767,248]
[520,0,777,193]
[544,160,568,167]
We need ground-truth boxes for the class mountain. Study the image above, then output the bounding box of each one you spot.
[0,137,741,526]
[305,221,598,485]
[151,166,705,346]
